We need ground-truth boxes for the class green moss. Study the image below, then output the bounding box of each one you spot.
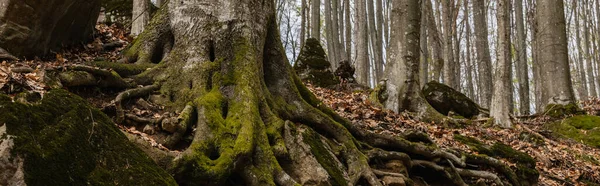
[544,103,584,118]
[302,128,347,186]
[454,134,538,185]
[368,84,386,107]
[293,38,339,87]
[0,90,176,185]
[544,115,600,148]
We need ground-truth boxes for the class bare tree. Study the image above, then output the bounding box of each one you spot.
[535,0,576,109]
[420,1,430,86]
[356,0,370,85]
[301,0,308,47]
[426,0,444,82]
[473,0,493,108]
[514,0,530,114]
[491,0,512,127]
[311,0,321,39]
[131,0,150,36]
[464,0,475,99]
[442,0,456,88]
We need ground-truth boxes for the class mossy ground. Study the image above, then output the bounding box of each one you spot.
[544,103,584,118]
[544,115,600,148]
[454,134,539,185]
[0,90,176,186]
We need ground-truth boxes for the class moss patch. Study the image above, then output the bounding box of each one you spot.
[91,61,154,77]
[544,115,600,148]
[454,134,538,185]
[0,90,176,185]
[302,128,347,186]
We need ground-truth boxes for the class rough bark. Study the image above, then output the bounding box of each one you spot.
[0,0,101,58]
[301,0,308,48]
[368,0,384,82]
[535,0,576,110]
[464,0,474,100]
[515,0,529,115]
[344,0,352,61]
[473,0,493,108]
[490,0,512,128]
[356,0,370,86]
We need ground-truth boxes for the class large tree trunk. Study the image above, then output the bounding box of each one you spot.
[420,1,429,87]
[473,0,493,108]
[0,0,101,58]
[112,0,529,185]
[490,0,512,128]
[515,0,530,115]
[311,0,321,39]
[535,0,576,110]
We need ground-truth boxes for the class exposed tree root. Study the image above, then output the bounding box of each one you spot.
[112,84,160,124]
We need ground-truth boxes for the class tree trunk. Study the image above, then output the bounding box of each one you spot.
[426,0,444,82]
[301,0,308,48]
[514,0,530,115]
[573,0,588,101]
[155,0,163,7]
[367,0,383,82]
[324,0,337,69]
[473,0,493,108]
[535,0,576,110]
[131,0,150,36]
[442,0,456,89]
[464,0,474,100]
[420,1,430,86]
[491,0,512,128]
[356,0,370,85]
[583,0,597,98]
[344,0,352,61]
[311,0,321,39]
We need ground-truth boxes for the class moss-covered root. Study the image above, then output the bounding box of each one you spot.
[121,3,173,65]
[51,65,134,89]
[113,84,161,123]
[89,61,154,77]
[0,90,176,185]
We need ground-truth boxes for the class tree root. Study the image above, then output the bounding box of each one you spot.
[113,84,161,124]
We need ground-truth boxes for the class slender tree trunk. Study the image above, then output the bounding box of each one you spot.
[464,0,474,99]
[515,0,530,114]
[491,0,512,127]
[442,0,456,88]
[583,0,597,98]
[344,0,351,61]
[311,0,321,39]
[301,0,308,48]
[324,0,337,69]
[331,0,342,68]
[337,0,347,60]
[420,1,430,86]
[536,0,576,109]
[131,0,150,36]
[356,0,370,85]
[367,0,383,82]
[426,0,443,82]
[473,0,493,108]
[574,0,588,101]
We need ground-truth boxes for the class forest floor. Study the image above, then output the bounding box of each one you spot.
[1,23,599,185]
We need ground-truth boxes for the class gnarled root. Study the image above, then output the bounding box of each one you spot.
[112,84,160,124]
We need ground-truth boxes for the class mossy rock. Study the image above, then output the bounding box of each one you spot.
[454,134,539,185]
[0,90,176,185]
[422,81,480,118]
[293,38,339,87]
[544,103,584,118]
[544,115,600,148]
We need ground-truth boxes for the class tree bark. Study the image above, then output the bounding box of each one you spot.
[535,0,576,109]
[473,0,493,108]
[491,0,512,128]
[583,0,597,98]
[442,0,456,89]
[514,0,530,115]
[131,0,150,36]
[420,1,430,86]
[356,0,370,85]
[426,0,444,82]
[311,0,321,39]
[344,0,352,61]
[464,0,474,100]
[301,0,308,48]
[324,0,337,69]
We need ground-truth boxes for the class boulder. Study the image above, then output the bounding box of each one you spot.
[293,38,339,87]
[0,0,101,58]
[422,81,481,118]
[0,90,176,185]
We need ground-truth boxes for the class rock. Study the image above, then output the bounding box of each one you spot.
[334,60,355,83]
[143,124,156,135]
[0,90,176,185]
[385,160,408,175]
[293,38,339,87]
[0,124,26,186]
[161,117,179,133]
[422,81,481,118]
[382,176,406,186]
[0,0,101,58]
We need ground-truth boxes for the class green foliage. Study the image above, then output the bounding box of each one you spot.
[0,90,176,185]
